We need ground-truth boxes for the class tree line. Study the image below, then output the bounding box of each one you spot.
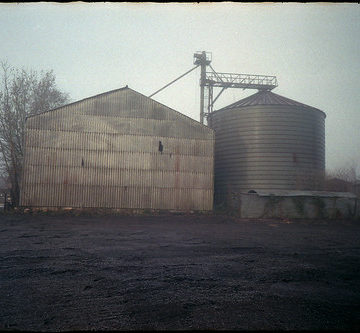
[0,62,69,206]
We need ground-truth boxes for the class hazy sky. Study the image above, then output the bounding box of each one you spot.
[1,2,359,174]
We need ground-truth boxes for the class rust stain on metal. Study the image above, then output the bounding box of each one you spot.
[174,146,180,189]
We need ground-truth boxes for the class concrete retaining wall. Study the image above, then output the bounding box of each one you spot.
[229,191,359,219]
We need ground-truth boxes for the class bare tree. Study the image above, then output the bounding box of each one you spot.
[0,61,70,206]
[325,161,360,195]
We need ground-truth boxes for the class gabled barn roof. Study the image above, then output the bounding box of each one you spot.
[27,86,211,131]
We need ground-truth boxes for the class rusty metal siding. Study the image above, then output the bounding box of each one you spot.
[20,88,214,211]
[208,102,325,203]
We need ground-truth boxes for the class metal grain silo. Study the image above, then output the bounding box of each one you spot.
[207,90,326,204]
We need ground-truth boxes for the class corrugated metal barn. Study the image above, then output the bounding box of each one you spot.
[20,87,214,211]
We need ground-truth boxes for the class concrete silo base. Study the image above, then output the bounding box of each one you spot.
[228,190,359,219]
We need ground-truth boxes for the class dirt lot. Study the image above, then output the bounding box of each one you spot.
[0,213,360,331]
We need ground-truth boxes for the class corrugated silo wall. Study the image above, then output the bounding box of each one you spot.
[20,89,214,211]
[208,104,325,204]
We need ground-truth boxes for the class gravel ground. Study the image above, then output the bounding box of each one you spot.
[0,213,360,331]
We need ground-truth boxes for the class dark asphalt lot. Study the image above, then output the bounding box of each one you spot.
[0,213,360,331]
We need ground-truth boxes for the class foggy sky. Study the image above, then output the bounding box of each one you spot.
[1,3,359,174]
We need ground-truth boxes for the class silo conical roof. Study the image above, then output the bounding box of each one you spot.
[217,90,322,112]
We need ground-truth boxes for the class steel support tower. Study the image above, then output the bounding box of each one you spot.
[193,51,278,124]
[149,51,278,125]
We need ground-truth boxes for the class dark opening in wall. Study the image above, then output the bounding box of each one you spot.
[158,141,163,154]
